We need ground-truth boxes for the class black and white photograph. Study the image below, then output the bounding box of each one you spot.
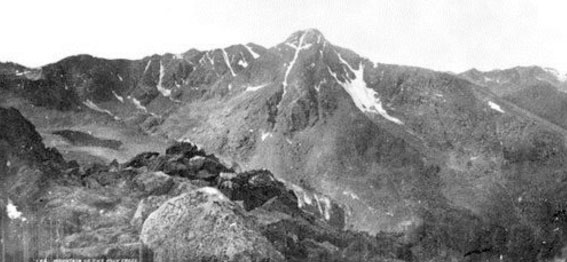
[1,0,567,261]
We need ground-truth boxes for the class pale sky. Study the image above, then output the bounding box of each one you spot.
[1,0,566,73]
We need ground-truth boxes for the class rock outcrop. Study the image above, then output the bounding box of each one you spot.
[4,107,402,262]
[141,187,285,262]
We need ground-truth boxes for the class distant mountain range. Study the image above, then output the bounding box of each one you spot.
[2,29,567,261]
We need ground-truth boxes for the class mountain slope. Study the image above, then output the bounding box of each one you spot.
[2,29,567,261]
[460,66,567,130]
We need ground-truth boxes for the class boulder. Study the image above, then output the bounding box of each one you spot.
[161,160,188,177]
[187,155,206,170]
[130,195,170,229]
[134,171,174,195]
[165,142,203,158]
[201,157,230,174]
[218,169,296,211]
[123,152,160,168]
[140,187,284,262]
[196,169,217,180]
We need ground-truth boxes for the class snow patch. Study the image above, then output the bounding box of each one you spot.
[245,83,269,92]
[314,79,327,93]
[83,99,118,119]
[313,194,332,221]
[228,84,232,90]
[205,52,215,65]
[488,101,505,113]
[130,96,148,113]
[330,55,404,125]
[342,190,360,200]
[238,59,248,68]
[177,138,202,150]
[244,44,260,59]
[117,74,123,81]
[282,32,310,99]
[143,60,152,74]
[261,131,272,141]
[156,61,171,97]
[291,185,305,208]
[112,91,124,103]
[7,199,25,221]
[221,49,236,77]
[291,184,313,208]
[198,187,228,201]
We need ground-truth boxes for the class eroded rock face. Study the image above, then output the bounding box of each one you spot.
[133,171,174,196]
[141,187,284,262]
[218,169,298,212]
[0,107,65,164]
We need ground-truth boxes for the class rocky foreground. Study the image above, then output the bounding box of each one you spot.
[0,106,409,262]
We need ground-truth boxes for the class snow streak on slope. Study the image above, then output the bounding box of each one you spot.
[198,187,229,201]
[244,44,260,59]
[83,100,119,120]
[7,199,25,221]
[245,83,269,92]
[156,61,171,97]
[205,52,215,65]
[112,91,124,103]
[129,96,148,113]
[222,49,236,77]
[143,60,152,74]
[282,32,310,99]
[332,54,404,125]
[488,101,505,113]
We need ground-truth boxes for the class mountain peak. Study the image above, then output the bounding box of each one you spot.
[284,28,328,46]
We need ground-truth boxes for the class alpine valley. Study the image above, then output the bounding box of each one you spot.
[2,29,567,261]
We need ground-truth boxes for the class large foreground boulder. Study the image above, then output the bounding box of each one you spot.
[140,187,284,262]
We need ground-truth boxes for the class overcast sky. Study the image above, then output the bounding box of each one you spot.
[1,0,565,73]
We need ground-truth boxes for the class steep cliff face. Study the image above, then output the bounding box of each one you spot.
[3,29,567,260]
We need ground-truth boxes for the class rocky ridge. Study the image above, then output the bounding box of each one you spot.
[1,106,408,262]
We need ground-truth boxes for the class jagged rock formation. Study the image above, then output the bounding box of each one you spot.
[1,107,408,262]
